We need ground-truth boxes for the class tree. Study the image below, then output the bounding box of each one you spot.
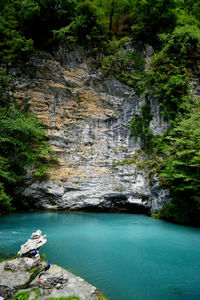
[100,0,133,35]
[131,0,179,43]
[54,0,106,48]
[158,109,200,225]
[0,4,34,63]
[0,71,54,212]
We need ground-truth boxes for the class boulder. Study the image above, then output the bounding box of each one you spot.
[4,257,40,272]
[0,261,30,299]
[18,230,47,256]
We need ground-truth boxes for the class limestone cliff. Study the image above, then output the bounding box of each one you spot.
[11,46,170,213]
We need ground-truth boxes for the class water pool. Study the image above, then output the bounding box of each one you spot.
[0,212,200,300]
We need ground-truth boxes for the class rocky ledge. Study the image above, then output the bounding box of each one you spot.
[0,230,99,300]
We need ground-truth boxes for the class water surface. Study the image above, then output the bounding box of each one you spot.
[0,212,200,300]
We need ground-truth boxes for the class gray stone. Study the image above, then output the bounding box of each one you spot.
[34,264,98,300]
[18,230,47,256]
[150,176,171,212]
[0,284,16,300]
[31,230,42,239]
[0,261,30,291]
[4,257,40,272]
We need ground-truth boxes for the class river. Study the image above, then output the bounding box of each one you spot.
[0,212,200,300]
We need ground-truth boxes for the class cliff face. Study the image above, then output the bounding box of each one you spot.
[12,46,170,213]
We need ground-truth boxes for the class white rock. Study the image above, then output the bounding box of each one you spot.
[31,230,42,239]
[18,230,47,256]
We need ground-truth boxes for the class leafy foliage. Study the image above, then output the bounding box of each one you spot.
[157,109,200,225]
[13,291,30,300]
[131,0,179,44]
[0,9,34,63]
[160,24,200,63]
[99,0,133,35]
[54,0,106,47]
[129,102,154,152]
[0,71,54,213]
[101,37,146,96]
[13,288,42,300]
[147,51,191,120]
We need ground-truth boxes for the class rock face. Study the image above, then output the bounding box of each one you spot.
[18,230,47,256]
[11,45,170,213]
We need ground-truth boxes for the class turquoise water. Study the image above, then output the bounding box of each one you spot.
[0,212,200,300]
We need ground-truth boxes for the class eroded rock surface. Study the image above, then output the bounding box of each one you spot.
[11,46,170,213]
[0,262,98,300]
[18,230,47,256]
[0,260,29,299]
[4,257,40,272]
[32,264,98,300]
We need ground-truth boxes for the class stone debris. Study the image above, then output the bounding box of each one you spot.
[18,230,47,256]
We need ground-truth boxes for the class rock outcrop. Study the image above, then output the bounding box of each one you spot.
[18,230,47,256]
[4,257,40,272]
[0,261,98,300]
[11,45,170,213]
[0,230,98,300]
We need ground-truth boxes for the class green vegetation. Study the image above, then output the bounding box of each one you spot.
[157,109,200,225]
[13,291,30,300]
[129,101,154,152]
[131,0,178,44]
[29,266,40,273]
[12,288,42,300]
[40,253,47,262]
[0,70,55,213]
[16,266,42,290]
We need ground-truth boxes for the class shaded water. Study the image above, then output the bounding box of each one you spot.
[0,212,200,300]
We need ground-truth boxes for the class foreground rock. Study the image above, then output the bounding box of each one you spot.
[4,256,40,272]
[0,230,99,300]
[0,262,98,300]
[33,264,98,300]
[18,230,47,256]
